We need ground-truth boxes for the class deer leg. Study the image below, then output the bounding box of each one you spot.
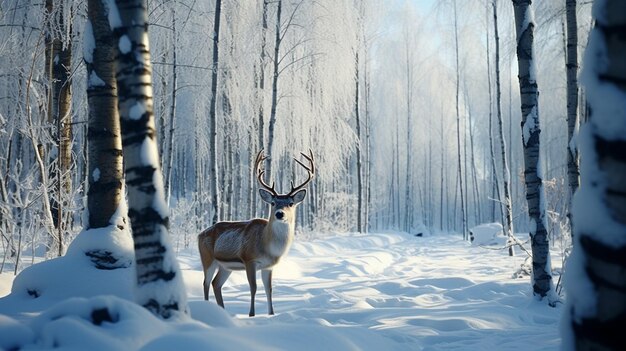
[212,267,232,308]
[203,261,217,301]
[245,262,258,317]
[262,269,274,315]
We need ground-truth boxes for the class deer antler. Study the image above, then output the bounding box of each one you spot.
[288,149,315,196]
[255,150,278,196]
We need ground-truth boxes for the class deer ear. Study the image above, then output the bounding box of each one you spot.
[292,189,307,204]
[259,189,274,204]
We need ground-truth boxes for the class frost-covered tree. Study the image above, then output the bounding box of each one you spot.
[110,0,188,319]
[511,0,556,303]
[492,0,515,256]
[44,0,73,256]
[208,0,222,224]
[564,0,626,348]
[565,0,580,232]
[453,0,467,240]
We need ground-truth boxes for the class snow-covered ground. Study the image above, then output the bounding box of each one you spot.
[0,231,563,350]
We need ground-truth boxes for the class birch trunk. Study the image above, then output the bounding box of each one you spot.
[565,0,580,233]
[45,0,73,256]
[112,0,188,318]
[267,0,282,181]
[354,51,363,233]
[486,9,504,225]
[404,30,413,233]
[565,0,626,348]
[494,0,515,256]
[512,0,555,302]
[208,0,222,223]
[164,4,178,206]
[453,0,467,239]
[364,41,371,233]
[85,0,124,230]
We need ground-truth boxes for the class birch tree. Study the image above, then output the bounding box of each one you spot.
[266,0,283,177]
[45,0,73,256]
[110,0,188,319]
[208,0,222,224]
[85,0,124,232]
[564,0,626,348]
[512,0,555,303]
[493,0,515,256]
[354,50,364,233]
[565,0,580,233]
[453,0,467,240]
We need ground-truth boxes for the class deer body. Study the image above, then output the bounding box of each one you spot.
[199,218,293,271]
[198,150,314,316]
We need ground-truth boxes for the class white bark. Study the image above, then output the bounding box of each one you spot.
[564,0,626,348]
[512,0,555,303]
[111,0,188,319]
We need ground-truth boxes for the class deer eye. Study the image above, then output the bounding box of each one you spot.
[289,202,294,207]
[271,202,275,206]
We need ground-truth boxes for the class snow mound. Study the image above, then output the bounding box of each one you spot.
[469,223,506,246]
[0,226,135,315]
[0,295,395,351]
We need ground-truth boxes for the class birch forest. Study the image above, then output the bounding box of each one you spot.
[0,0,593,265]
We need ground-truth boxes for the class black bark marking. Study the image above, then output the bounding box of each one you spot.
[85,249,132,270]
[137,266,176,283]
[88,180,123,195]
[125,166,157,194]
[143,299,179,319]
[572,309,626,350]
[127,207,169,236]
[596,138,626,163]
[580,235,626,267]
[91,308,117,325]
[87,127,117,139]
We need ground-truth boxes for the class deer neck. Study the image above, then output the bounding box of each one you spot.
[264,217,294,258]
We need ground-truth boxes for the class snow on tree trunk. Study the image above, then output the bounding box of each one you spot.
[511,0,556,303]
[564,0,626,349]
[110,0,188,319]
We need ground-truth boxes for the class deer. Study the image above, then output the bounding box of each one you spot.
[197,149,314,317]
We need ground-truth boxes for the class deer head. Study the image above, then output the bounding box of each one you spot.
[254,149,315,223]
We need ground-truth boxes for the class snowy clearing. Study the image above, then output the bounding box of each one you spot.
[0,231,562,350]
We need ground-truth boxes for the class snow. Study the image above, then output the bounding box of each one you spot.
[469,222,506,246]
[89,71,106,87]
[129,101,146,120]
[0,231,564,350]
[83,20,95,64]
[522,105,537,146]
[136,137,169,220]
[103,0,122,30]
[92,167,101,182]
[119,35,132,54]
